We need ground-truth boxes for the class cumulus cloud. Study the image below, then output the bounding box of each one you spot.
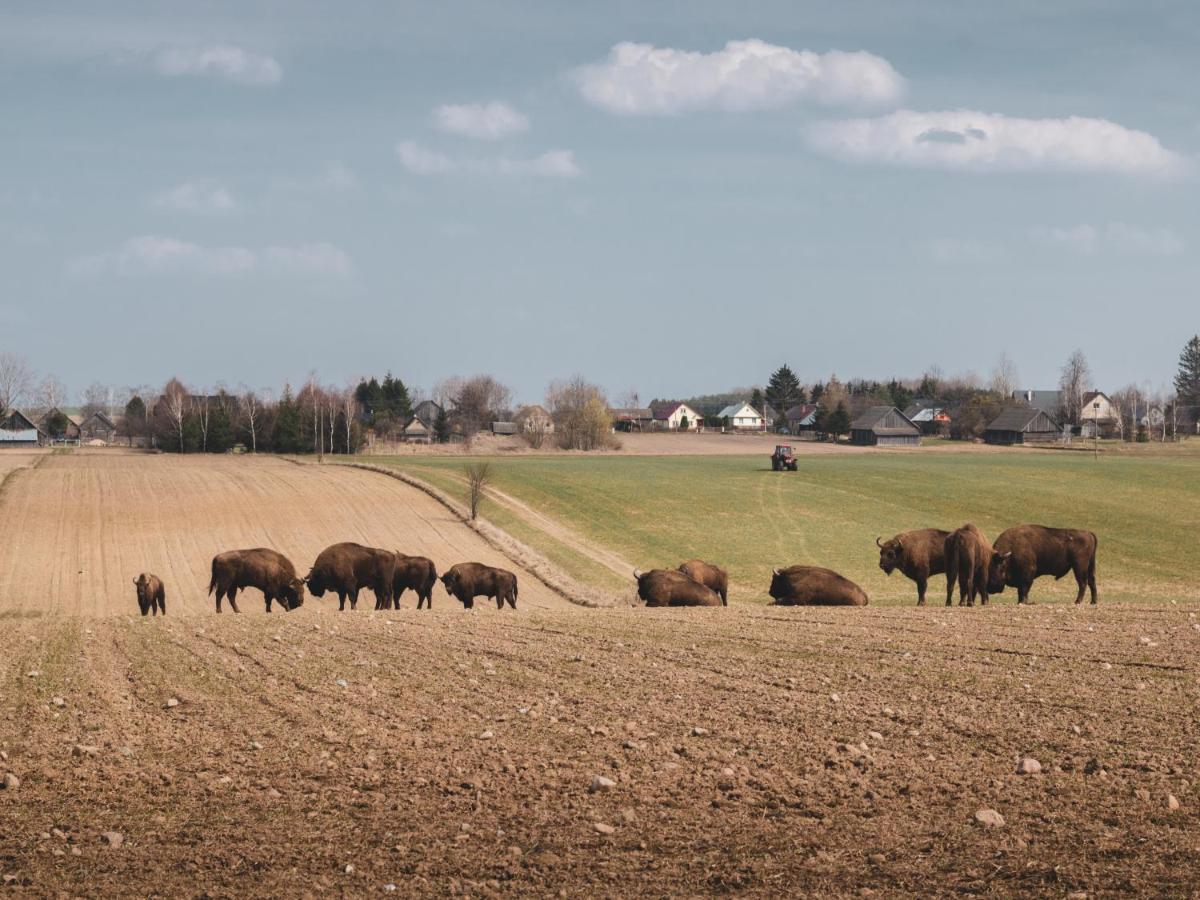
[1030,223,1184,255]
[154,45,282,85]
[69,236,350,277]
[434,101,529,140]
[575,39,904,115]
[151,181,237,214]
[806,109,1184,176]
[396,141,580,178]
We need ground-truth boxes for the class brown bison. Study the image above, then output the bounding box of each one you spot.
[209,549,305,613]
[305,542,396,611]
[441,562,518,610]
[944,524,993,607]
[677,559,728,605]
[133,573,165,616]
[987,524,1098,604]
[635,569,723,607]
[768,566,868,606]
[389,553,438,610]
[876,529,950,606]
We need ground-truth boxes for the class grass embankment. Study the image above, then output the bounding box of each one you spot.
[365,444,1200,605]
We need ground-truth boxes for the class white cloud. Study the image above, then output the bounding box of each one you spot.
[434,102,529,140]
[151,181,237,214]
[154,45,282,85]
[575,39,904,115]
[69,236,351,277]
[396,141,580,178]
[1030,223,1184,255]
[806,109,1184,176]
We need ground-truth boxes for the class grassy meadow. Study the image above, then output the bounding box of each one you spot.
[366,444,1200,605]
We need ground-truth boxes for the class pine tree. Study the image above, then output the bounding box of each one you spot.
[433,406,451,444]
[1174,335,1200,411]
[765,365,804,420]
[273,387,304,453]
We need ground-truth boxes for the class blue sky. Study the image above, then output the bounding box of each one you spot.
[1,0,1197,403]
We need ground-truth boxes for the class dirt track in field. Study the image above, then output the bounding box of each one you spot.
[0,451,571,616]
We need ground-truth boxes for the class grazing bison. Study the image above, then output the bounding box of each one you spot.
[987,524,1098,605]
[133,573,166,616]
[944,524,993,607]
[390,553,438,610]
[876,529,950,606]
[768,566,868,606]
[635,569,723,607]
[677,559,729,605]
[441,562,518,610]
[305,542,396,612]
[209,549,305,613]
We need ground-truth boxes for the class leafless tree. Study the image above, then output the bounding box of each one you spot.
[1058,349,1092,425]
[191,392,211,452]
[325,386,341,454]
[34,374,68,415]
[546,376,616,451]
[341,381,358,454]
[446,375,512,437]
[0,351,34,413]
[80,382,112,418]
[988,353,1019,398]
[465,462,492,521]
[161,378,188,452]
[240,387,263,452]
[616,388,641,411]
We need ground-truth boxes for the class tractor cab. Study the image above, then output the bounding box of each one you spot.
[771,445,798,471]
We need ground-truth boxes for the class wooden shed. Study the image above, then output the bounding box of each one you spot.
[0,410,45,448]
[849,406,921,446]
[985,408,1060,445]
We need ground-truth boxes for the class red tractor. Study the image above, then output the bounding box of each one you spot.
[771,445,798,471]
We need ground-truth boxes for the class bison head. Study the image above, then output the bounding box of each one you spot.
[304,569,327,598]
[987,552,1012,594]
[768,568,788,602]
[133,576,151,615]
[876,536,901,575]
[280,578,306,610]
[441,570,473,608]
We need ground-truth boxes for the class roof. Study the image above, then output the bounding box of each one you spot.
[1,410,43,434]
[785,403,818,425]
[610,407,653,419]
[850,406,920,435]
[1012,390,1062,413]
[83,410,117,429]
[987,407,1060,432]
[491,421,517,435]
[654,402,685,420]
[516,404,551,420]
[412,399,443,427]
[403,417,429,434]
[718,402,761,420]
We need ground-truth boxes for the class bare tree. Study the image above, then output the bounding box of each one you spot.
[0,351,34,413]
[341,382,358,453]
[448,375,513,438]
[1058,349,1092,425]
[546,376,616,451]
[80,382,112,418]
[988,353,1019,398]
[191,392,211,452]
[240,387,263,452]
[34,374,68,415]
[161,378,188,452]
[465,462,492,521]
[616,388,641,411]
[325,386,340,454]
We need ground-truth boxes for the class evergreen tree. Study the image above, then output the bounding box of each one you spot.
[765,365,805,419]
[207,404,235,453]
[380,373,412,420]
[123,395,146,444]
[1174,335,1200,415]
[827,400,851,439]
[433,406,451,444]
[273,386,304,453]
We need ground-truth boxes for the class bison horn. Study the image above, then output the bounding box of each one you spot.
[772,568,780,576]
[632,569,642,579]
[875,536,883,548]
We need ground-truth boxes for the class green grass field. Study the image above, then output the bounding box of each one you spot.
[365,444,1200,605]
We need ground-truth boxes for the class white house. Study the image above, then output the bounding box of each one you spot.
[653,402,702,431]
[717,401,765,431]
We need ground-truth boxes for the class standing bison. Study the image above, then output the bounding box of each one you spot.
[441,562,518,610]
[209,549,305,613]
[944,524,993,607]
[677,559,728,605]
[635,569,723,607]
[305,542,396,611]
[876,529,950,606]
[768,566,868,606]
[133,573,166,616]
[390,553,438,610]
[988,524,1098,605]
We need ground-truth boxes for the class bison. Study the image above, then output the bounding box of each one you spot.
[304,542,396,612]
[768,566,868,606]
[390,553,438,610]
[635,569,723,607]
[441,562,518,610]
[677,559,729,605]
[987,524,1098,605]
[944,524,993,607]
[133,573,166,616]
[876,529,950,606]
[209,548,305,613]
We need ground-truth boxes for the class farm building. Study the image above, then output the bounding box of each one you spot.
[985,408,1060,445]
[1012,390,1063,417]
[40,407,81,441]
[491,421,517,436]
[653,402,702,431]
[0,410,45,448]
[903,400,951,435]
[717,401,765,431]
[79,410,118,444]
[400,417,431,442]
[611,407,653,432]
[515,404,554,435]
[849,407,921,446]
[784,403,819,439]
[1080,391,1119,438]
[411,400,443,430]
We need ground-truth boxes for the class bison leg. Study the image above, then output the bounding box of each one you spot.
[915,576,927,607]
[1072,566,1090,604]
[264,593,274,613]
[506,591,516,610]
[1087,562,1098,605]
[349,589,359,611]
[139,598,150,616]
[158,595,166,615]
[214,587,225,613]
[418,592,430,610]
[1017,583,1030,605]
[336,591,346,612]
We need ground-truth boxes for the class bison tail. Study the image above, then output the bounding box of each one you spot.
[208,560,218,596]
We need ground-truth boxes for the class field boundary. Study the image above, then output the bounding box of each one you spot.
[331,461,620,608]
[0,452,51,508]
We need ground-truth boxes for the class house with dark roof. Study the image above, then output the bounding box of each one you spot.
[784,403,818,438]
[985,408,1060,445]
[79,410,118,443]
[653,402,702,431]
[1012,390,1063,417]
[0,410,45,447]
[1080,391,1119,437]
[849,407,921,446]
[611,407,653,432]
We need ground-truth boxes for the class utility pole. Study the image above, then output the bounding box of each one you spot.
[1093,401,1100,459]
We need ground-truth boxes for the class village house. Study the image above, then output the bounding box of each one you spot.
[79,410,118,444]
[400,399,443,443]
[849,406,921,446]
[653,402,702,431]
[515,404,555,435]
[610,407,654,432]
[40,407,81,442]
[717,401,765,431]
[0,410,45,448]
[1012,389,1063,418]
[784,403,819,439]
[985,408,1060,445]
[902,400,951,435]
[1079,391,1119,437]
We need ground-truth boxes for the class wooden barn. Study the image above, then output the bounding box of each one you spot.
[849,406,921,446]
[79,410,118,444]
[0,410,45,448]
[985,408,1060,445]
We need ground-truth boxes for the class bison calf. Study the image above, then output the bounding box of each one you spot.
[988,524,1098,604]
[768,566,868,606]
[876,529,950,606]
[635,569,723,607]
[441,562,518,610]
[677,559,728,605]
[391,553,438,610]
[209,548,305,613]
[133,573,166,616]
[944,523,993,607]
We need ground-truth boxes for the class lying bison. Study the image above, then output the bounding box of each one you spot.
[768,566,868,606]
[988,524,1098,605]
[209,549,305,613]
[945,523,993,607]
[133,573,166,616]
[677,559,728,605]
[305,542,396,611]
[635,569,723,607]
[441,562,518,610]
[389,553,438,610]
[876,529,950,606]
